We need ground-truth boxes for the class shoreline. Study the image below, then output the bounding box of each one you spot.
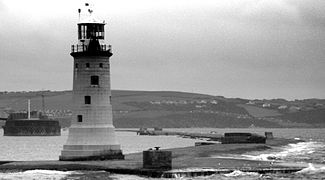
[0,138,306,178]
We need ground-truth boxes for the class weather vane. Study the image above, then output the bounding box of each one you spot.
[78,2,94,21]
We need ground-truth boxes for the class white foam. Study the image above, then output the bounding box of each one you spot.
[168,167,219,172]
[241,141,323,162]
[0,170,77,180]
[23,169,73,175]
[110,174,149,180]
[209,155,251,161]
[224,170,259,177]
[296,163,325,174]
[241,153,280,161]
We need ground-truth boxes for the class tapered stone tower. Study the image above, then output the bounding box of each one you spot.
[60,5,124,161]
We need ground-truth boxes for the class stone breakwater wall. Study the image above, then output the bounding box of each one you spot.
[3,120,61,136]
[0,138,304,178]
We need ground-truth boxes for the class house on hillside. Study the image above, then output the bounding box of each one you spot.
[197,100,207,104]
[289,106,301,112]
[246,101,255,105]
[210,100,218,104]
[262,103,271,108]
[278,105,288,110]
[314,103,323,108]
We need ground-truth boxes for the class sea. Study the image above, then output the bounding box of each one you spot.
[0,128,324,179]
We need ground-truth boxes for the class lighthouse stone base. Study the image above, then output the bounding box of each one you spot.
[59,147,124,161]
[59,126,124,161]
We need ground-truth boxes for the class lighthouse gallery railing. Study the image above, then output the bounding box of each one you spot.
[71,44,112,53]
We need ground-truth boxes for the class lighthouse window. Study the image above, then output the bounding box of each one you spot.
[85,96,91,104]
[99,63,103,68]
[91,75,99,85]
[86,63,90,68]
[77,115,83,122]
[78,25,87,39]
[78,25,82,39]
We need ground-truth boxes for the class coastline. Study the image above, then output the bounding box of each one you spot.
[0,138,305,178]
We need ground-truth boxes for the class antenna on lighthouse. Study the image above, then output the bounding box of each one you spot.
[78,8,81,21]
[78,2,95,21]
[86,3,94,15]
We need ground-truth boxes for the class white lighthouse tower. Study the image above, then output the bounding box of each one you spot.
[60,5,124,160]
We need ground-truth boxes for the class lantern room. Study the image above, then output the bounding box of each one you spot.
[78,22,105,40]
[76,3,106,41]
[70,3,112,56]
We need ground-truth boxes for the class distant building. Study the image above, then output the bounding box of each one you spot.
[289,106,301,112]
[210,100,218,104]
[315,103,323,107]
[278,105,288,110]
[246,101,255,105]
[262,103,271,108]
[197,100,207,104]
[3,111,60,136]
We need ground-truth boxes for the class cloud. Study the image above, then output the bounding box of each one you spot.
[0,1,5,11]
[1,0,325,99]
[241,0,300,26]
[240,0,325,29]
[289,0,325,28]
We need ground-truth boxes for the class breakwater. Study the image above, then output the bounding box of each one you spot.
[117,129,223,141]
[0,138,304,178]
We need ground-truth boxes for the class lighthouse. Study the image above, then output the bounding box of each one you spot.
[60,5,124,160]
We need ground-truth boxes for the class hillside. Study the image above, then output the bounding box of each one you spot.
[0,90,324,128]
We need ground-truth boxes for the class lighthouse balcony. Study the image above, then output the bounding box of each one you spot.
[70,44,112,57]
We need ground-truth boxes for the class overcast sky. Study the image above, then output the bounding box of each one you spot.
[0,0,324,100]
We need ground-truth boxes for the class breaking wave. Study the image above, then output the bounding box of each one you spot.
[223,170,260,177]
[0,170,77,180]
[110,174,150,180]
[241,141,323,162]
[296,163,325,174]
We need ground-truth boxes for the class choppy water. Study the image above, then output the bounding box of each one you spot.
[0,128,324,179]
[0,129,205,161]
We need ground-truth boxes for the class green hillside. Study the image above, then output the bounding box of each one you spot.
[279,109,325,126]
[0,90,324,128]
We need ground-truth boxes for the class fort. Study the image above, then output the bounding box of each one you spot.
[3,111,60,136]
